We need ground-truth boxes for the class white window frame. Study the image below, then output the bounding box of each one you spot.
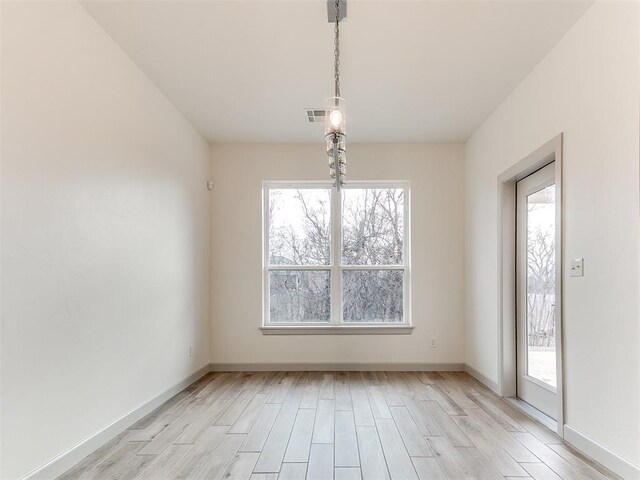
[262,180,413,334]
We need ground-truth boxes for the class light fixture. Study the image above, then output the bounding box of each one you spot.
[325,0,346,190]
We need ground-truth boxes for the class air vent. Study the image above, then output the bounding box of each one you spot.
[306,109,326,123]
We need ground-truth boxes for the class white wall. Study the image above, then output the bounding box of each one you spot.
[465,0,639,470]
[210,143,465,365]
[1,2,210,478]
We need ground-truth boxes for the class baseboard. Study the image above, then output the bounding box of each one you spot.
[463,363,500,394]
[208,362,466,372]
[563,425,640,480]
[21,363,211,480]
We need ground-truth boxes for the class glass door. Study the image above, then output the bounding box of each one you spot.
[516,162,558,419]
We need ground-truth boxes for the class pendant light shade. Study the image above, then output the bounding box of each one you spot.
[325,96,346,184]
[324,96,346,136]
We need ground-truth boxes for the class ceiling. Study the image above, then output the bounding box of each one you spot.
[82,0,592,144]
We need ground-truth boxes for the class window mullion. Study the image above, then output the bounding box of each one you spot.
[331,187,342,325]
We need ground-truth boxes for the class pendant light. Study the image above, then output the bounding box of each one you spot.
[325,0,346,190]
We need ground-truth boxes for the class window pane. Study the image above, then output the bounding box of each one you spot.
[269,270,330,323]
[269,189,331,265]
[343,270,403,322]
[342,188,404,265]
[526,185,556,387]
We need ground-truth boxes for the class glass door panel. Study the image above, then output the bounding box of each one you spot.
[516,162,558,420]
[526,185,556,388]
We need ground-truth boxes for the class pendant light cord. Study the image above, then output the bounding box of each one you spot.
[334,0,341,98]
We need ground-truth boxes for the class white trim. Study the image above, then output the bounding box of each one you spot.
[564,425,640,480]
[331,184,342,324]
[20,363,211,480]
[209,362,464,372]
[260,325,414,335]
[464,364,500,394]
[497,133,564,437]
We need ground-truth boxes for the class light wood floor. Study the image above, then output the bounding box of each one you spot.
[58,371,619,480]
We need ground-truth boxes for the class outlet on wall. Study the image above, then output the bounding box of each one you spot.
[570,258,584,277]
[430,338,437,349]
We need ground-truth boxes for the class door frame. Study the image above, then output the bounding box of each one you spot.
[497,134,564,437]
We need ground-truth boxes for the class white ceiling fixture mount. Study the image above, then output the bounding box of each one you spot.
[325,0,347,190]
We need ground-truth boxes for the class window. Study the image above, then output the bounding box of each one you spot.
[264,181,410,329]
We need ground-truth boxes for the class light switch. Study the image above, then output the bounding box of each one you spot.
[570,258,584,277]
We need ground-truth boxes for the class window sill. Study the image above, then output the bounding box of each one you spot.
[260,325,414,335]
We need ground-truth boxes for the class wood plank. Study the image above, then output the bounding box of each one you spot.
[175,395,239,444]
[267,372,300,404]
[136,444,192,480]
[230,394,269,434]
[456,375,561,444]
[387,372,414,397]
[58,431,134,480]
[366,385,392,419]
[300,372,322,409]
[79,441,146,480]
[307,444,334,480]
[170,426,229,480]
[422,400,473,447]
[335,372,353,411]
[389,406,432,457]
[455,446,503,480]
[411,457,446,480]
[401,395,443,437]
[462,389,527,432]
[196,373,232,399]
[453,412,529,477]
[199,372,244,405]
[283,408,316,463]
[521,462,564,480]
[139,405,206,454]
[464,407,539,463]
[312,399,335,444]
[335,410,360,467]
[110,454,156,480]
[425,373,479,411]
[375,418,419,480]
[424,384,467,416]
[334,467,362,480]
[350,372,375,427]
[377,372,404,406]
[320,372,336,399]
[278,463,308,480]
[253,412,296,473]
[243,372,271,390]
[215,389,258,426]
[512,432,593,480]
[400,372,434,400]
[221,452,260,480]
[193,434,246,480]
[240,403,282,452]
[280,372,307,414]
[427,436,474,480]
[356,426,390,480]
[548,444,616,480]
